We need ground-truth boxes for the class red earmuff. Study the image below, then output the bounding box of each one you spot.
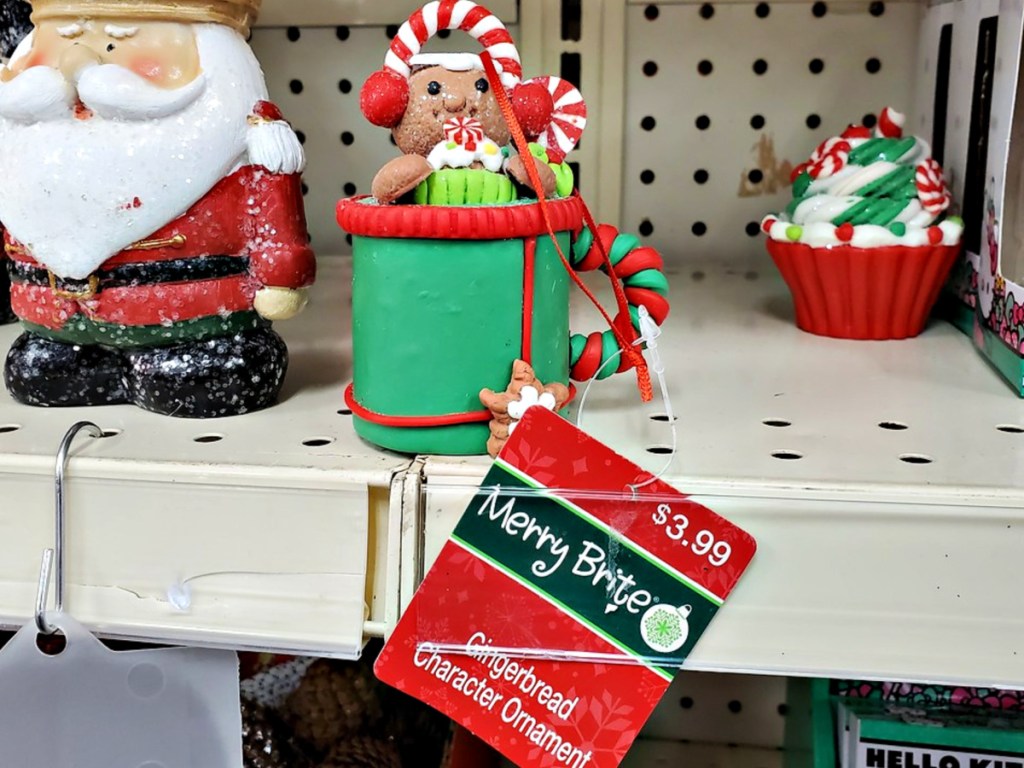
[360,69,410,128]
[509,81,554,140]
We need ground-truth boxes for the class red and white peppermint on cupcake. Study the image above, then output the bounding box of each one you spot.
[915,158,951,215]
[876,106,905,139]
[807,137,851,180]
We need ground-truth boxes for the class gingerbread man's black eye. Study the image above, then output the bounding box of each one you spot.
[106,43,115,52]
[475,78,489,93]
[427,81,442,95]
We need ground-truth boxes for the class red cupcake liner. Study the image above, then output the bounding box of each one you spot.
[766,239,962,340]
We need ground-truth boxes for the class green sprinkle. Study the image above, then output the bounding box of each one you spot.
[446,141,457,150]
[889,222,907,237]
[786,225,803,241]
[947,215,963,226]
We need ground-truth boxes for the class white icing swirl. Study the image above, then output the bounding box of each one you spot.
[426,137,504,173]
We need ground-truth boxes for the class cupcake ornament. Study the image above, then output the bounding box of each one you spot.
[338,0,670,456]
[763,107,963,340]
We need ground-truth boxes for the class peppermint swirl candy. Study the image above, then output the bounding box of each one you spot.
[766,108,962,248]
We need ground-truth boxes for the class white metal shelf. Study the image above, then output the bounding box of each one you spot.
[0,259,411,657]
[420,259,1024,687]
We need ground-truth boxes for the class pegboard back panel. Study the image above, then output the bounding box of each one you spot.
[251,22,519,255]
[254,0,516,29]
[622,1,923,265]
[641,671,789,748]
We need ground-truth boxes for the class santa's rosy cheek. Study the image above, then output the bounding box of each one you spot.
[130,57,164,81]
[24,52,49,69]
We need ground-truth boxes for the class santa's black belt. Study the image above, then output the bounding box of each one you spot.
[8,256,250,297]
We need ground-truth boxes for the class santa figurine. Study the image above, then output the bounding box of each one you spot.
[0,0,31,323]
[0,0,315,416]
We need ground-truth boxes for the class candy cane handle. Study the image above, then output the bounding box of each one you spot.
[569,225,670,381]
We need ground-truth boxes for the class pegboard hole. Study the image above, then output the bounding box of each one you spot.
[745,270,759,280]
[762,419,791,428]
[643,61,658,77]
[751,114,766,130]
[639,220,655,237]
[194,434,224,444]
[645,4,660,20]
[679,696,695,709]
[343,182,357,196]
[745,222,761,237]
[878,421,908,431]
[288,79,303,95]
[303,437,335,447]
[640,169,655,185]
[748,169,763,185]
[997,424,1024,433]
[695,115,711,131]
[698,60,714,76]
[812,2,827,17]
[772,451,803,460]
[650,413,678,423]
[753,59,768,75]
[335,25,350,41]
[728,700,743,713]
[385,24,399,38]
[699,3,714,20]
[301,182,309,196]
[0,424,20,434]
[694,169,709,184]
[338,79,352,94]
[900,454,934,465]
[691,270,706,281]
[778,703,791,716]
[641,116,656,131]
[646,445,674,455]
[692,222,707,237]
[866,58,882,74]
[295,130,306,145]
[755,3,770,18]
[806,114,822,130]
[341,131,355,146]
[870,1,885,16]
[809,58,824,74]
[863,113,878,128]
[286,26,300,42]
[437,28,451,39]
[337,409,353,416]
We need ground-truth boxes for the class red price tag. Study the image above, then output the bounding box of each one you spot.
[377,407,756,768]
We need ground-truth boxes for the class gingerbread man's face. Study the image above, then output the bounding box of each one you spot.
[392,65,510,157]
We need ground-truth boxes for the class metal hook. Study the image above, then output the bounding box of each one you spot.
[35,421,102,635]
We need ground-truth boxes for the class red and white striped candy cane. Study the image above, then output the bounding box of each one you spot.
[444,116,485,149]
[523,75,587,163]
[808,138,851,180]
[384,1,522,85]
[916,159,951,214]
[876,107,905,139]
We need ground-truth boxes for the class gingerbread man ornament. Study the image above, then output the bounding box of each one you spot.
[360,1,586,204]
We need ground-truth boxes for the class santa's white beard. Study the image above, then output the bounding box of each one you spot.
[0,24,269,279]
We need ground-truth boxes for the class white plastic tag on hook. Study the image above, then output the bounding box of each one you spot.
[0,613,243,767]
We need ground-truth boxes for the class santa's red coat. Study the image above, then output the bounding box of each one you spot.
[3,164,315,335]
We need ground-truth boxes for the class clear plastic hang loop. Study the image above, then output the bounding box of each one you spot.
[0,613,243,768]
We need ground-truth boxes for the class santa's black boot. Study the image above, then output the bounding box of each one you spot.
[0,266,15,325]
[125,328,289,418]
[4,332,130,406]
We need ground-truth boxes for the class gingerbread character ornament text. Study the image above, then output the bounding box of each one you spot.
[0,0,315,416]
[360,1,585,204]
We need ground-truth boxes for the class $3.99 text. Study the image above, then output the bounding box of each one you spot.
[651,505,732,566]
